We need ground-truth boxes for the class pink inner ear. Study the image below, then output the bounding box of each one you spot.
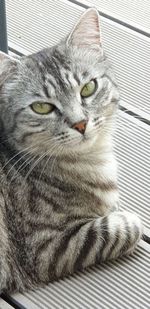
[68,9,101,49]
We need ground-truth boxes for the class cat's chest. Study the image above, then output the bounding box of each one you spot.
[31,156,119,217]
[69,160,118,215]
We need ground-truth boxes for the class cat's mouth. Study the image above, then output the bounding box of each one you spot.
[67,133,97,151]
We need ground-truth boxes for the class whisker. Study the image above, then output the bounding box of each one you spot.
[16,142,63,212]
[1,134,64,174]
[5,150,36,179]
[22,143,61,184]
[37,143,62,181]
[9,154,38,184]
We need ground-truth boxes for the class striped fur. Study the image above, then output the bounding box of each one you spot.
[0,9,142,292]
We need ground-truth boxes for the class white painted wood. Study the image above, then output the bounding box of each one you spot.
[80,0,150,34]
[0,299,13,309]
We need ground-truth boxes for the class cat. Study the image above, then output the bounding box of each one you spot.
[0,8,142,293]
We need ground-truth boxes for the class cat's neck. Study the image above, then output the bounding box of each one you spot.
[56,132,117,184]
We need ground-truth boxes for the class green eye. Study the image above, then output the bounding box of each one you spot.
[31,102,55,115]
[81,80,97,98]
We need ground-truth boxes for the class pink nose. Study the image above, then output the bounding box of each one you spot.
[72,120,87,135]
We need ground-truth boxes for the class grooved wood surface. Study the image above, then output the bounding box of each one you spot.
[75,0,150,33]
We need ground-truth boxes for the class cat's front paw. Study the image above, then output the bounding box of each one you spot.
[121,211,143,256]
[105,211,143,260]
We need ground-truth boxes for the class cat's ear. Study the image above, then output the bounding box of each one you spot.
[0,51,20,65]
[67,8,101,50]
[0,51,20,85]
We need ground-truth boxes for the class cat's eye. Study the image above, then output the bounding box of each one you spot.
[81,80,97,98]
[31,102,55,115]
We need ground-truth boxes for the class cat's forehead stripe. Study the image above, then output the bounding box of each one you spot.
[53,49,71,72]
[42,84,51,98]
[66,71,80,88]
[73,73,80,85]
[45,71,80,97]
[45,74,57,89]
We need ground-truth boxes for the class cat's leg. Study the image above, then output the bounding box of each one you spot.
[0,207,11,292]
[0,201,26,293]
[47,211,142,280]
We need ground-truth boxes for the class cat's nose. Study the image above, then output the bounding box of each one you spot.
[72,120,87,135]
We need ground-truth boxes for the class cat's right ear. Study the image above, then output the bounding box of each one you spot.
[66,8,101,51]
[0,51,20,85]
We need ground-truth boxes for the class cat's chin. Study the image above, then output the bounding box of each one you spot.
[63,134,98,155]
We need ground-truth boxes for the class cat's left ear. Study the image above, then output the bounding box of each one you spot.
[67,8,101,50]
[0,51,20,65]
[0,51,20,85]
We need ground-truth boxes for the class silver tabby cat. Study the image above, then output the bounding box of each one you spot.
[0,9,142,292]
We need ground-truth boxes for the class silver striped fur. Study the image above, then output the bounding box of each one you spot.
[0,9,142,292]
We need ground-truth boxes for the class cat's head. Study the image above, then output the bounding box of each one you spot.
[0,9,119,157]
